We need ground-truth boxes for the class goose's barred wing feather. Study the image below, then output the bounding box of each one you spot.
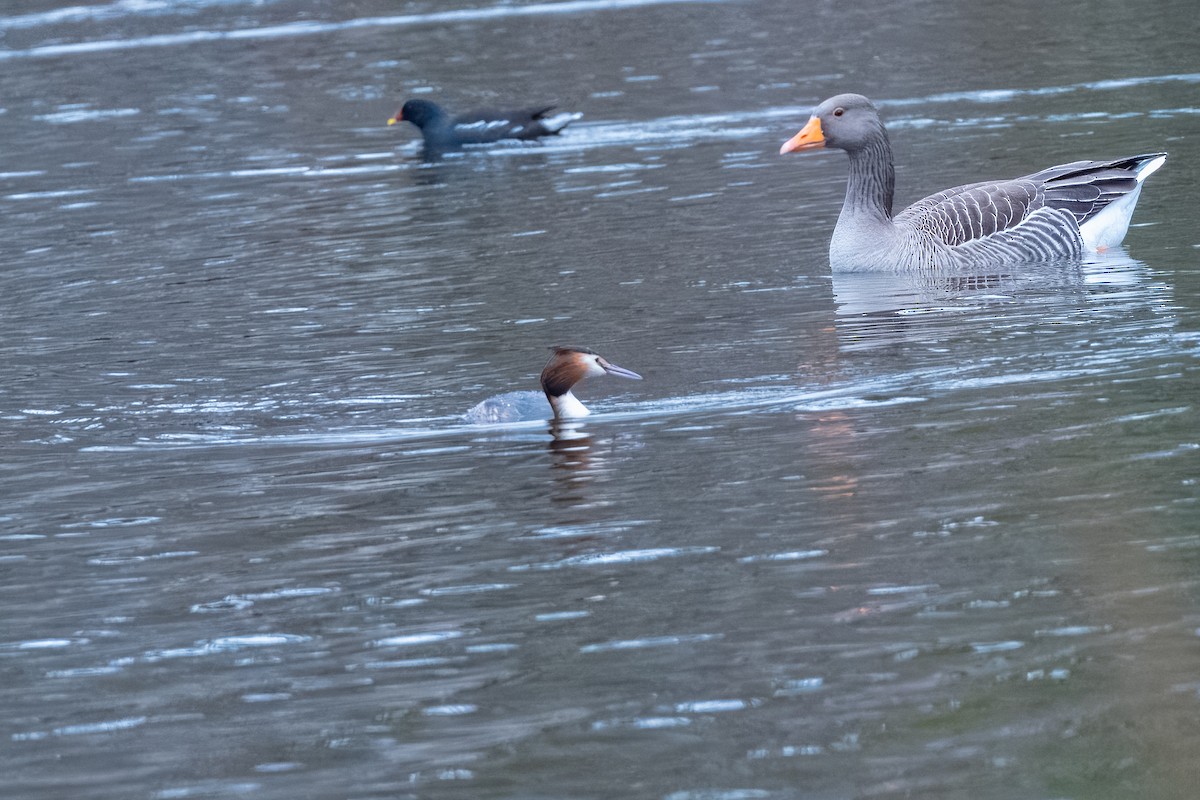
[946,206,1083,263]
[1036,156,1154,226]
[895,153,1165,250]
[896,178,1045,247]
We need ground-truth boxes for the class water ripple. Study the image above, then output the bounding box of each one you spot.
[12,715,147,741]
[580,633,723,653]
[144,634,311,661]
[0,0,727,60]
[373,631,465,648]
[510,546,720,571]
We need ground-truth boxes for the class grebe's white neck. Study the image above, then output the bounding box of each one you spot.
[549,390,591,419]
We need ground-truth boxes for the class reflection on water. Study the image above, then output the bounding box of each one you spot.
[3,1,1200,799]
[544,420,646,510]
[830,249,1169,355]
[832,251,1139,320]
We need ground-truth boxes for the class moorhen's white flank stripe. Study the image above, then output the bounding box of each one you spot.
[388,98,581,151]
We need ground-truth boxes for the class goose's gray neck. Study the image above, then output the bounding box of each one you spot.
[843,133,895,223]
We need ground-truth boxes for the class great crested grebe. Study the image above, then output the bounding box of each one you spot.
[464,346,642,424]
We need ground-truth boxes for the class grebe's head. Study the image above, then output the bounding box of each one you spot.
[540,346,642,418]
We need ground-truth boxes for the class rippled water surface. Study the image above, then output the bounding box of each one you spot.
[3,1,1199,798]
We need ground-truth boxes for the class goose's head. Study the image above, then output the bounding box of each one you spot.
[780,93,885,155]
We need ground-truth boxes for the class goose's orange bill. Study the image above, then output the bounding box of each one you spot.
[780,116,825,155]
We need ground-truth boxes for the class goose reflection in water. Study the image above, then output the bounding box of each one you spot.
[829,249,1156,352]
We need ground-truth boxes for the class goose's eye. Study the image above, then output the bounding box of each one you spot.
[833,107,845,117]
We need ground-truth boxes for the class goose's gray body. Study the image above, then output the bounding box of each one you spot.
[782,94,1166,273]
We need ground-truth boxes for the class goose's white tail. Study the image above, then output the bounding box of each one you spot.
[1080,154,1167,251]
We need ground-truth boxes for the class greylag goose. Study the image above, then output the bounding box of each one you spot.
[464,347,643,424]
[387,99,580,151]
[780,94,1166,272]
